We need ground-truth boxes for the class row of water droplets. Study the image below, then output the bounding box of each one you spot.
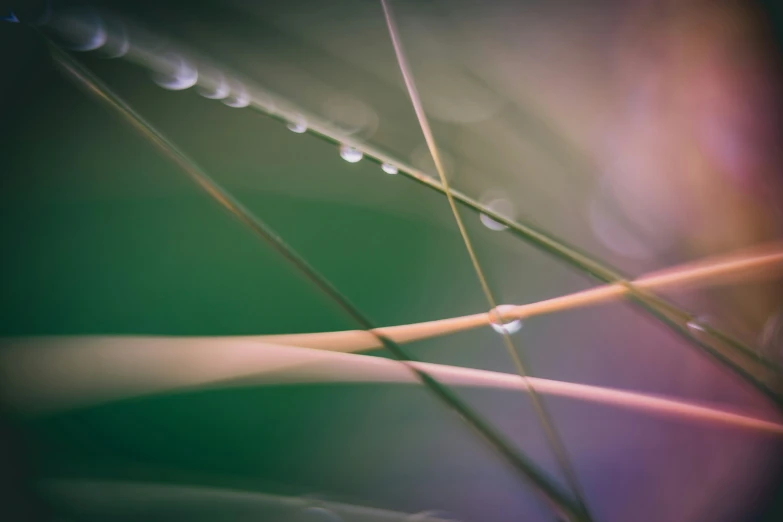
[43,7,526,336]
[44,9,524,221]
[44,8,410,178]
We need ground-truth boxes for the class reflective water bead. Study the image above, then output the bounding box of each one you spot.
[489,305,522,335]
[222,89,250,108]
[381,162,398,174]
[287,119,308,133]
[339,145,363,163]
[479,198,513,231]
[686,315,709,333]
[154,58,198,91]
[480,213,507,231]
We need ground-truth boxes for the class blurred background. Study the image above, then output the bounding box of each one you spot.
[1,0,783,521]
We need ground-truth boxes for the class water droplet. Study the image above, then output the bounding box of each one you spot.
[298,506,343,521]
[197,74,230,100]
[686,316,709,333]
[154,57,198,91]
[489,305,522,335]
[381,163,398,175]
[480,213,507,231]
[222,87,250,108]
[287,118,308,134]
[479,198,514,231]
[339,145,363,163]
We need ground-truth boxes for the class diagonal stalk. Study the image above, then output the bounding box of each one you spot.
[379,0,592,518]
